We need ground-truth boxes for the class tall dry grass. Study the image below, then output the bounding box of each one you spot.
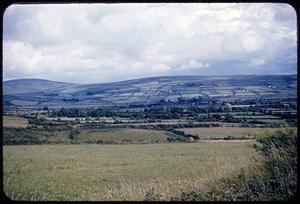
[172,127,297,201]
[3,142,255,201]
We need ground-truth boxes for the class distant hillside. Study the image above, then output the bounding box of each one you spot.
[3,75,297,109]
[3,79,75,95]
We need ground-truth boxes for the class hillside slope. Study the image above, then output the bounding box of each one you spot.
[3,75,297,108]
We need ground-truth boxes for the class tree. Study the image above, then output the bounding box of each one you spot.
[69,129,79,140]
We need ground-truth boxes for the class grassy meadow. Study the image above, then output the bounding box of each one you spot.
[79,128,170,144]
[179,127,281,139]
[3,116,29,128]
[3,127,175,145]
[4,141,256,201]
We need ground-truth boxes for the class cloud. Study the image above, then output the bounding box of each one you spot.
[177,60,210,71]
[3,3,297,83]
[249,59,266,66]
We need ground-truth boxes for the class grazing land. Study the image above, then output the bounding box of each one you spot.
[3,141,256,201]
[2,127,180,145]
[78,128,171,144]
[2,75,297,201]
[3,116,29,128]
[2,0,297,199]
[179,127,281,139]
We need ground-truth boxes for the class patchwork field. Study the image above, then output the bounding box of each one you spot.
[179,127,281,139]
[3,142,256,201]
[3,75,296,107]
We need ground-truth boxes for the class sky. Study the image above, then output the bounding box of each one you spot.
[3,3,297,83]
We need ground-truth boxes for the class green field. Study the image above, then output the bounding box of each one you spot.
[179,127,281,139]
[79,128,171,144]
[3,142,256,201]
[3,127,177,145]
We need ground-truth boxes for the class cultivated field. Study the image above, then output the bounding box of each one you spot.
[3,141,256,201]
[3,116,29,128]
[3,75,297,108]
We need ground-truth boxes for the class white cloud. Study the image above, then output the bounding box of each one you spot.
[3,3,297,83]
[249,59,266,66]
[242,31,266,52]
[177,60,210,71]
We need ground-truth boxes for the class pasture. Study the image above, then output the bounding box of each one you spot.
[3,116,29,128]
[79,128,171,143]
[3,127,175,145]
[179,127,280,139]
[3,141,256,201]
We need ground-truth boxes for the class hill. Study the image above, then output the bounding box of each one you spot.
[3,75,297,109]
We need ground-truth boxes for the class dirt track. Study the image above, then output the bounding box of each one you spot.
[200,139,256,143]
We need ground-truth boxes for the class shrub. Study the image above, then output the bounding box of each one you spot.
[223,135,235,140]
[256,128,297,200]
[186,134,200,140]
[173,127,297,201]
[69,129,80,140]
[167,137,176,142]
[144,188,162,201]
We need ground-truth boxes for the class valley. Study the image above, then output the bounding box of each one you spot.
[3,75,297,201]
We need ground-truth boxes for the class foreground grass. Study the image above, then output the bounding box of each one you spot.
[4,141,255,201]
[174,128,297,201]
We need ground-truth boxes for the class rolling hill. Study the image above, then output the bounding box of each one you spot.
[3,75,297,109]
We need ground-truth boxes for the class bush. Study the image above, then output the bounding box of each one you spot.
[3,128,44,145]
[186,134,200,140]
[223,135,235,140]
[173,127,297,201]
[69,129,80,140]
[167,137,176,142]
[256,128,297,200]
